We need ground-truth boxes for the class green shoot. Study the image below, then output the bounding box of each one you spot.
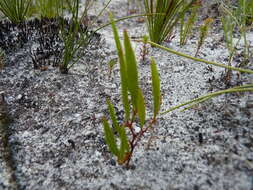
[102,14,161,167]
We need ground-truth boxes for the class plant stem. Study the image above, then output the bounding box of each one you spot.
[140,40,253,74]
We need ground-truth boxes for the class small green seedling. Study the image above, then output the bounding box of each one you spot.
[102,14,161,166]
[195,17,213,57]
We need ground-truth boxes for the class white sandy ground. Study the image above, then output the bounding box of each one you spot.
[0,0,253,189]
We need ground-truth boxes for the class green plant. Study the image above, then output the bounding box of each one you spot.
[179,1,200,46]
[59,0,86,74]
[144,0,196,44]
[220,0,252,82]
[102,15,161,166]
[0,0,31,23]
[195,17,213,57]
[59,0,112,74]
[236,0,253,26]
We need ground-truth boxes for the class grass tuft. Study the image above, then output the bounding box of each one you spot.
[144,0,196,44]
[0,0,31,23]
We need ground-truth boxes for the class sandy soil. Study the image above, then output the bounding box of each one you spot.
[0,0,253,189]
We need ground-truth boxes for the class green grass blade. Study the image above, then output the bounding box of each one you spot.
[137,88,146,127]
[161,86,253,115]
[150,57,161,119]
[110,13,130,121]
[106,99,129,158]
[145,40,253,74]
[102,117,119,157]
[123,30,139,109]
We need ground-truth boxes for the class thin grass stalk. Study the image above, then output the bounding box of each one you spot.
[161,85,253,115]
[141,40,253,74]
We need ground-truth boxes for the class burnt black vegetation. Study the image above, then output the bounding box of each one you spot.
[0,17,100,71]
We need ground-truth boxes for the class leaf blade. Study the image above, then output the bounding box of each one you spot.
[118,125,130,161]
[123,30,139,109]
[110,13,130,121]
[102,117,119,156]
[150,57,161,119]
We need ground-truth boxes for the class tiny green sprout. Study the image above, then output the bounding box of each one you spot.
[195,17,213,57]
[102,14,161,167]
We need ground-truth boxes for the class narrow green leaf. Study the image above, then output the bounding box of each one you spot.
[106,99,129,159]
[137,88,146,127]
[102,117,119,156]
[118,125,129,160]
[110,13,130,121]
[150,57,161,118]
[123,30,139,109]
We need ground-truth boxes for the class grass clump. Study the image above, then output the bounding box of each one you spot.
[59,0,111,74]
[102,14,161,167]
[0,0,31,23]
[58,0,88,74]
[144,0,196,44]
